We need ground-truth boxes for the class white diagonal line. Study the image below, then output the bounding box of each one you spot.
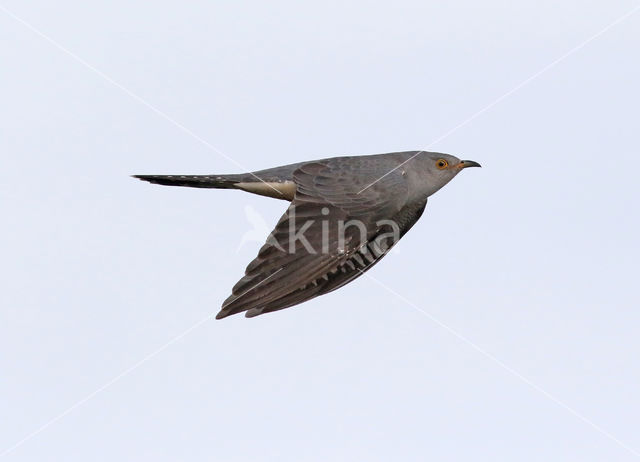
[221,268,284,309]
[0,4,284,197]
[357,3,640,194]
[360,270,640,459]
[0,268,283,458]
[2,1,638,457]
[0,313,214,458]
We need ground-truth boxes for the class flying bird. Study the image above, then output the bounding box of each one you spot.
[134,151,480,319]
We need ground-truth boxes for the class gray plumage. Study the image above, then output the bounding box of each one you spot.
[134,151,480,319]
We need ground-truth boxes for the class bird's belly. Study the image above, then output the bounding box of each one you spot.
[392,199,428,236]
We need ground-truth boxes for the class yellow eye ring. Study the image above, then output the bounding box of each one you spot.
[436,159,448,169]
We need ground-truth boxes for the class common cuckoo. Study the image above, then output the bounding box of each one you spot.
[134,151,480,319]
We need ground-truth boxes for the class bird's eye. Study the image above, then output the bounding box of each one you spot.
[436,159,448,169]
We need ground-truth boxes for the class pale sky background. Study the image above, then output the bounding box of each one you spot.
[1,1,639,461]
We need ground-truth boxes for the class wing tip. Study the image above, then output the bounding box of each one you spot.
[214,306,263,320]
[215,310,228,320]
[216,292,258,320]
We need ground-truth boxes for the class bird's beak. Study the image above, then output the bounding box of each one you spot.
[458,160,481,169]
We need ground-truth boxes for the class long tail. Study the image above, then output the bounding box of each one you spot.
[132,174,244,189]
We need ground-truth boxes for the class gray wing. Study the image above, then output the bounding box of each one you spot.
[216,160,412,319]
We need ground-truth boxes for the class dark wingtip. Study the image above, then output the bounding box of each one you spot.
[215,310,228,320]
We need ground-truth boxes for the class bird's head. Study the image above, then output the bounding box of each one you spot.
[419,152,481,196]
